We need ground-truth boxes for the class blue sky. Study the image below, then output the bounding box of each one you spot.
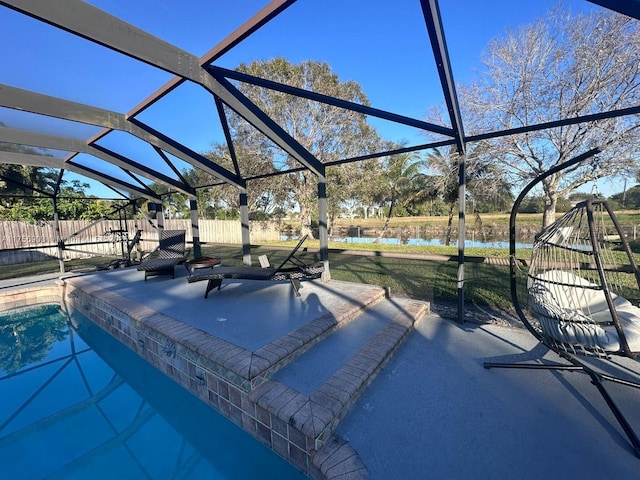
[0,0,609,196]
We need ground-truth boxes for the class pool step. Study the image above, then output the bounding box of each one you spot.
[249,297,428,468]
[272,298,422,396]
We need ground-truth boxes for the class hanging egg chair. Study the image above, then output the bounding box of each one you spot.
[527,198,640,358]
[485,148,640,457]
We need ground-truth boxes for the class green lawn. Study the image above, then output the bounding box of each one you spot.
[0,243,515,309]
[2,238,637,320]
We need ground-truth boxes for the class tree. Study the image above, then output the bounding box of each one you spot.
[423,148,460,245]
[611,184,640,209]
[0,179,112,222]
[347,154,388,220]
[222,58,382,237]
[1,136,114,221]
[201,144,295,219]
[463,7,640,228]
[375,151,431,240]
[426,145,511,244]
[1,137,112,221]
[467,162,514,213]
[0,141,58,204]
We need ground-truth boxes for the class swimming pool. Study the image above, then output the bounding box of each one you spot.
[0,304,307,479]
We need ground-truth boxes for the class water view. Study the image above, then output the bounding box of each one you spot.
[330,236,534,249]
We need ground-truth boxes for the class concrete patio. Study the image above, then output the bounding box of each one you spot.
[1,267,640,479]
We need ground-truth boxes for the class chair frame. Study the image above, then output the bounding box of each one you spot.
[484,151,640,458]
[137,229,187,280]
[188,235,324,298]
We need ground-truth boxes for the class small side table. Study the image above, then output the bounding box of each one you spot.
[184,256,222,277]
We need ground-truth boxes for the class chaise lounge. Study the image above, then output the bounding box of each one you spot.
[137,229,187,280]
[188,235,324,298]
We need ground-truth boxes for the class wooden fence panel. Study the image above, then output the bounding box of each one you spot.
[0,219,280,265]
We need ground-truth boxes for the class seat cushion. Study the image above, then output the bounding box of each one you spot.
[530,270,631,313]
[529,270,640,353]
[137,258,180,272]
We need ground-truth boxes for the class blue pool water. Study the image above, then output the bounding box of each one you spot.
[0,304,307,480]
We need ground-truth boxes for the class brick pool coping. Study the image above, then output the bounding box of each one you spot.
[1,277,428,479]
[0,283,60,312]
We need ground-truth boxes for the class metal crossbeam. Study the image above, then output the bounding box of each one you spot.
[1,0,201,81]
[128,0,297,116]
[419,0,465,153]
[0,84,244,189]
[0,126,195,196]
[466,105,640,143]
[125,119,246,188]
[0,151,160,200]
[0,83,123,129]
[212,66,455,137]
[587,0,640,19]
[96,0,298,184]
[1,0,324,178]
[420,0,468,324]
[203,68,325,177]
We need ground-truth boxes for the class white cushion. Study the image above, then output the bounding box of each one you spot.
[528,270,640,353]
[531,270,629,313]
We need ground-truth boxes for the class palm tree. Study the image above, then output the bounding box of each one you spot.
[375,152,431,241]
[425,148,459,245]
[427,145,510,245]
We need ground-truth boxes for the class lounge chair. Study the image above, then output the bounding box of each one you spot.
[137,230,187,280]
[188,235,324,298]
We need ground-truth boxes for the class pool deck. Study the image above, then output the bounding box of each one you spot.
[2,267,640,479]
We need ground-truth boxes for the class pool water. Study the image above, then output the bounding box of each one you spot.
[0,304,307,480]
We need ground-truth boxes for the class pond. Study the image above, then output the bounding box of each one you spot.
[329,236,534,249]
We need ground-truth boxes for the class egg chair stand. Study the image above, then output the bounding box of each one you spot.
[484,150,640,458]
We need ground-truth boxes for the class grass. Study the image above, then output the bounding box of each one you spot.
[0,242,517,312]
[2,234,638,319]
[0,256,109,278]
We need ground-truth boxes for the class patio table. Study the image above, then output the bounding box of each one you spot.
[184,256,221,278]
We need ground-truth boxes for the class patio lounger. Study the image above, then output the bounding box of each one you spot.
[188,235,324,298]
[137,230,187,280]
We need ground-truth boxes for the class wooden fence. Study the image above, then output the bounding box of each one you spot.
[0,219,281,265]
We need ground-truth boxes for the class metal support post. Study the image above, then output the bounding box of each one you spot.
[52,198,65,274]
[189,197,201,259]
[239,189,251,265]
[457,153,466,323]
[154,203,165,232]
[318,176,331,281]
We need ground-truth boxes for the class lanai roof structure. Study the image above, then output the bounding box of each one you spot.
[1,0,639,317]
[3,3,640,478]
